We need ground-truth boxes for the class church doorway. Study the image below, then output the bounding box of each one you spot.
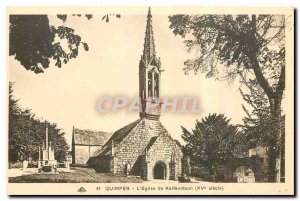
[154,161,166,179]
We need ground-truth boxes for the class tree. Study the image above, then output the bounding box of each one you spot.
[240,83,273,149]
[181,114,241,180]
[8,86,31,162]
[9,14,120,73]
[47,123,69,162]
[8,82,69,163]
[240,83,285,181]
[169,14,285,182]
[9,15,89,73]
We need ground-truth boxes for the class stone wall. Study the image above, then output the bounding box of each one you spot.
[74,145,102,164]
[131,155,144,176]
[74,145,89,164]
[147,128,183,180]
[94,155,111,173]
[113,118,158,174]
[113,118,183,180]
[144,101,161,119]
[213,156,267,182]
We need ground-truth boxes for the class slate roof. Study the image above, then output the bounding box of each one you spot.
[105,119,142,145]
[90,146,111,158]
[73,128,112,146]
[145,136,158,151]
[88,118,182,160]
[88,119,141,159]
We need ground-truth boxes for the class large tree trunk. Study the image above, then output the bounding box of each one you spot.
[268,98,282,182]
[247,39,284,182]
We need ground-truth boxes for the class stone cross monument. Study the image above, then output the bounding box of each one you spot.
[38,122,57,173]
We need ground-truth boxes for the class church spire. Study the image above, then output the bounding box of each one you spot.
[139,7,161,120]
[142,7,156,64]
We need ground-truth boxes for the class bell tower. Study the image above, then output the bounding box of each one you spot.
[139,8,162,120]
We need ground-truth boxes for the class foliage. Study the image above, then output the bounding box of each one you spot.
[9,14,120,74]
[169,14,286,182]
[168,15,285,88]
[9,15,89,73]
[181,114,241,178]
[240,83,285,179]
[8,82,69,163]
[56,14,121,23]
[240,84,272,148]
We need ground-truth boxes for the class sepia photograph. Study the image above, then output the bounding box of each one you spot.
[6,6,294,195]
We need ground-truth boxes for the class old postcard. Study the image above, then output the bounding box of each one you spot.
[7,6,294,195]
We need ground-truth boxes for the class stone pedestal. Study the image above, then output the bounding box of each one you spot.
[38,160,58,173]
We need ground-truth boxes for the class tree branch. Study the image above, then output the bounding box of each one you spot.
[276,64,285,98]
[250,55,275,99]
[249,15,276,99]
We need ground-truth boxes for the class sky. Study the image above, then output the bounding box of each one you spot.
[9,11,246,146]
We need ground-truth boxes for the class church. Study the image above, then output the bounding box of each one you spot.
[88,8,184,180]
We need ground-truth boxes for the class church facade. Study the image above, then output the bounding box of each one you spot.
[88,8,183,180]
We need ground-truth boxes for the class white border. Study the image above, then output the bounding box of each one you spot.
[1,0,299,200]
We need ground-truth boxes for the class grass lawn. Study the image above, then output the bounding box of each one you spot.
[8,167,143,183]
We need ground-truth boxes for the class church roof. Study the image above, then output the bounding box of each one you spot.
[106,119,142,145]
[90,146,111,157]
[142,7,157,65]
[88,119,141,159]
[89,118,182,160]
[145,136,158,151]
[73,128,112,146]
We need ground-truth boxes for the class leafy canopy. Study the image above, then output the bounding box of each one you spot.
[169,15,285,100]
[181,114,242,171]
[9,15,89,73]
[9,14,120,74]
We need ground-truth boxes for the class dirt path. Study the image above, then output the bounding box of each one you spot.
[7,168,38,177]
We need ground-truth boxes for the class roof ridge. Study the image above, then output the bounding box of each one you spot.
[73,128,113,146]
[74,127,112,133]
[104,119,142,146]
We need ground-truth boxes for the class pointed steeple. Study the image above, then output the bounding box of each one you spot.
[142,7,156,64]
[139,7,162,120]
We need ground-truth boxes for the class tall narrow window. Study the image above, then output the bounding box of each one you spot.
[154,73,159,97]
[148,72,152,97]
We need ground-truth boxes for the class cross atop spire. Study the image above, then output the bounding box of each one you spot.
[142,7,156,65]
